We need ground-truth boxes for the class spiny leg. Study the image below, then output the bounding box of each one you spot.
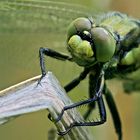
[64,68,89,92]
[104,84,122,140]
[55,70,105,123]
[39,47,72,78]
[55,95,98,123]
[58,95,106,135]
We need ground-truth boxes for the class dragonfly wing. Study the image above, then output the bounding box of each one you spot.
[0,0,90,33]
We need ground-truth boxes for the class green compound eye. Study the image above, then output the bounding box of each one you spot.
[91,27,116,62]
[67,17,92,40]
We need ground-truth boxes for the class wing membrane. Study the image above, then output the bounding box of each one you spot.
[0,0,90,33]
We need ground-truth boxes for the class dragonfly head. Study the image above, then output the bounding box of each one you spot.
[67,17,116,67]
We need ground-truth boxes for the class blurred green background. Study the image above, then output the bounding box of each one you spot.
[0,0,140,140]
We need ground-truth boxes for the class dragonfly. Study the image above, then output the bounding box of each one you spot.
[0,1,140,140]
[40,12,140,140]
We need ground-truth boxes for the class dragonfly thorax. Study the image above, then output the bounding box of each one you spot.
[67,17,116,67]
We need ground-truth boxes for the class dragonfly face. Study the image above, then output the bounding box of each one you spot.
[67,17,116,67]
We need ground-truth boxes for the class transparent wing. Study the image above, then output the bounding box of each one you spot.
[0,0,91,33]
[0,0,93,89]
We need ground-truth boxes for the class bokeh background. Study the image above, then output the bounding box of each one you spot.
[0,0,140,140]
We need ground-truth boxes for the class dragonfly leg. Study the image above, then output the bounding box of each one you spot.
[58,96,106,136]
[83,73,96,120]
[64,68,89,92]
[39,47,72,81]
[39,47,73,121]
[55,96,98,123]
[55,70,105,123]
[104,84,122,140]
[48,66,89,121]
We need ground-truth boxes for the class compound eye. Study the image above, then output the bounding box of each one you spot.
[67,17,92,39]
[91,27,116,62]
